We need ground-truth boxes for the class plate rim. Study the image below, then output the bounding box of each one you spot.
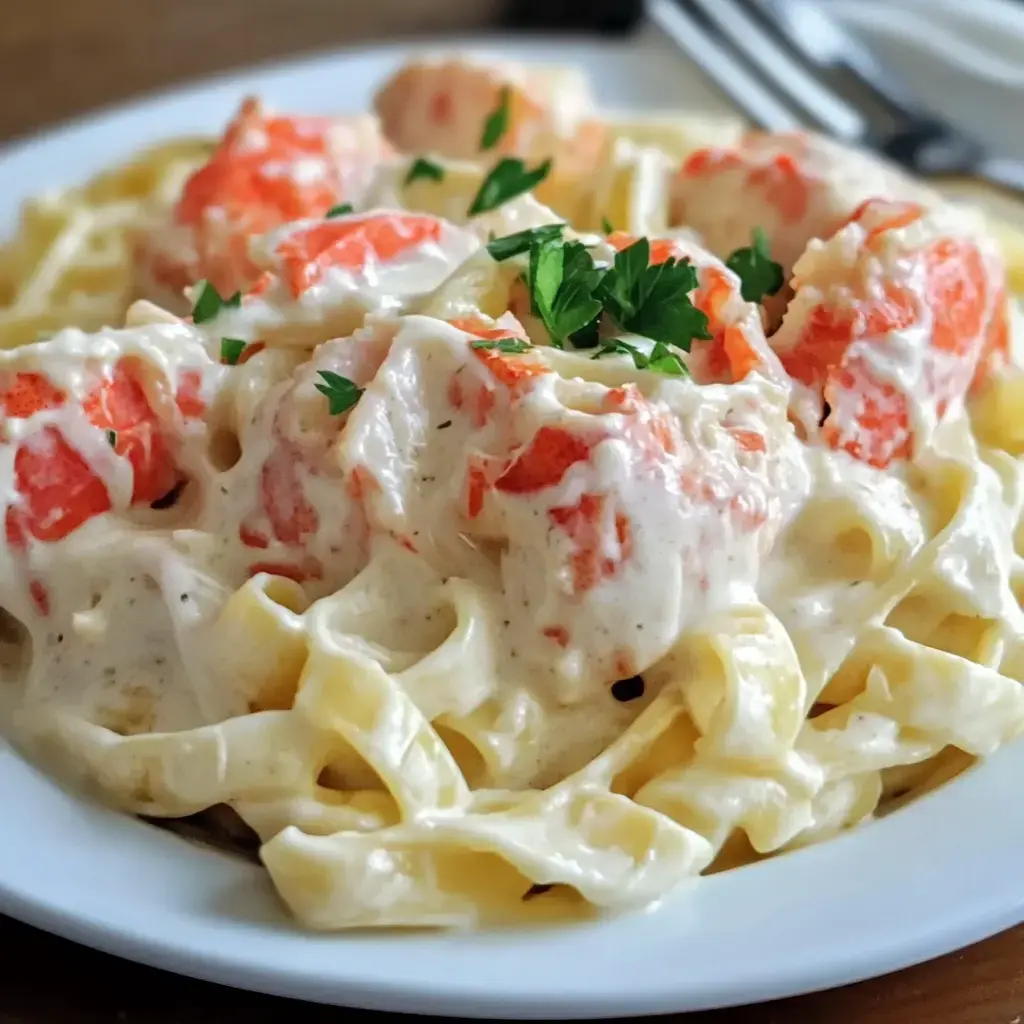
[0,30,1022,1020]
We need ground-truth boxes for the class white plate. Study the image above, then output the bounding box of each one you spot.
[2,23,1024,1021]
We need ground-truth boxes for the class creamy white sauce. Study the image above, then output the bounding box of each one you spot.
[0,130,1017,832]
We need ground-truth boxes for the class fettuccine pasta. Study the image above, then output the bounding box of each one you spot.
[1,54,1023,931]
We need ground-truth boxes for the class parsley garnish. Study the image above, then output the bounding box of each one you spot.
[106,430,117,448]
[597,238,711,349]
[593,339,688,377]
[468,157,553,217]
[470,337,532,354]
[405,157,445,186]
[480,87,511,151]
[647,341,689,376]
[220,338,246,365]
[725,226,784,304]
[486,223,564,262]
[191,280,241,324]
[601,217,615,234]
[326,203,354,218]
[512,230,710,368]
[529,238,603,348]
[315,370,364,415]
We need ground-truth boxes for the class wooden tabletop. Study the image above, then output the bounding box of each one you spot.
[2,2,1023,1022]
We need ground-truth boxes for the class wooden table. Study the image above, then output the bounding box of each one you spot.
[1,2,1022,1021]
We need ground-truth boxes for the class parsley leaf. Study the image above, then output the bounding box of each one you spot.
[405,157,445,186]
[191,280,241,324]
[598,240,711,350]
[647,340,689,376]
[527,238,602,348]
[486,223,563,261]
[593,338,688,377]
[106,430,117,448]
[325,203,354,218]
[594,338,646,369]
[627,258,711,349]
[315,370,364,415]
[725,226,784,304]
[468,157,552,217]
[470,337,532,353]
[220,338,246,365]
[601,216,615,234]
[480,86,511,151]
[598,238,651,325]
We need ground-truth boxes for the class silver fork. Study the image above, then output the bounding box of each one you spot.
[647,0,1024,196]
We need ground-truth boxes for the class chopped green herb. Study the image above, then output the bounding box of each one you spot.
[220,338,246,365]
[518,231,710,357]
[106,430,117,448]
[725,226,784,304]
[480,86,511,151]
[601,216,615,235]
[470,337,532,354]
[325,203,354,218]
[593,338,688,377]
[598,239,711,349]
[315,370,364,416]
[191,280,241,324]
[468,157,553,217]
[594,338,645,367]
[647,340,689,376]
[404,157,445,186]
[486,223,564,262]
[527,237,603,348]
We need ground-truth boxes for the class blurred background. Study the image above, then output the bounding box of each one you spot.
[0,0,646,140]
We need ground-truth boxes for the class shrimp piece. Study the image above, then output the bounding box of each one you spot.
[373,57,604,173]
[489,372,806,704]
[189,210,479,350]
[604,231,783,385]
[670,131,935,287]
[0,327,217,614]
[134,98,393,308]
[771,199,1006,467]
[218,322,394,592]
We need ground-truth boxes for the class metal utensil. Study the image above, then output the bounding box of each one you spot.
[647,0,1024,195]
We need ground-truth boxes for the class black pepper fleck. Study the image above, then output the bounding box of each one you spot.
[818,401,831,428]
[56,633,64,643]
[611,675,645,702]
[522,883,552,900]
[437,420,453,430]
[180,594,189,603]
[151,479,186,510]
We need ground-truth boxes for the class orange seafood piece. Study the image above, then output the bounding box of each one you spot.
[605,232,776,385]
[495,425,599,495]
[138,98,392,301]
[6,428,112,547]
[448,315,549,391]
[373,58,603,173]
[83,361,180,505]
[236,333,388,586]
[1,361,201,554]
[670,131,931,283]
[258,447,320,549]
[273,213,442,298]
[773,199,1003,468]
[548,492,632,595]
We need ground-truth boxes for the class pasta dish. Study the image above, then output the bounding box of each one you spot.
[1,56,1024,930]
